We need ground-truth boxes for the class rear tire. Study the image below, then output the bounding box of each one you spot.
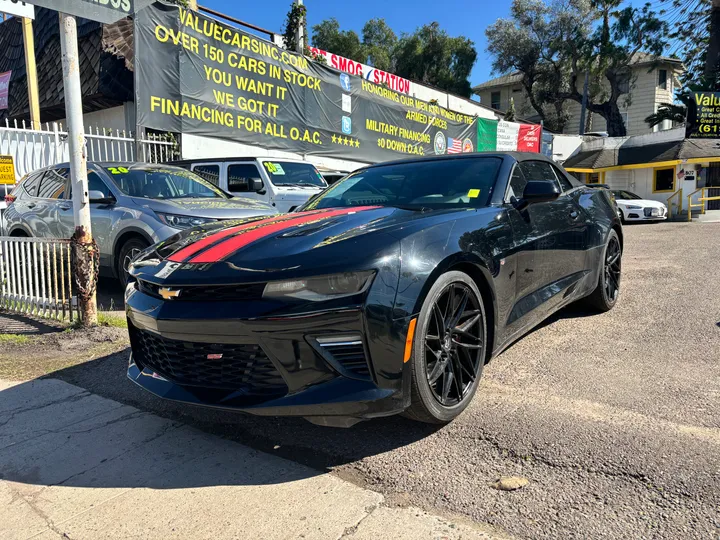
[404,271,487,424]
[117,238,149,287]
[583,229,622,312]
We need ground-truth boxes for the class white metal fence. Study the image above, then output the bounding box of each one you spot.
[0,119,180,184]
[0,237,78,322]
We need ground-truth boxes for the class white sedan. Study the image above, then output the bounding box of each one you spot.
[612,190,668,223]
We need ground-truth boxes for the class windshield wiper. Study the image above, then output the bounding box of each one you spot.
[392,205,432,212]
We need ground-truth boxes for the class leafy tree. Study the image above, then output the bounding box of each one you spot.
[505,97,517,121]
[362,19,397,72]
[394,22,477,97]
[486,0,668,136]
[310,17,476,97]
[659,0,719,89]
[311,18,365,63]
[281,2,307,52]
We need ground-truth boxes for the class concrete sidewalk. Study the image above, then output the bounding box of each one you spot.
[0,379,504,540]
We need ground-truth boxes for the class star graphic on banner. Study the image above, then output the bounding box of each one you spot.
[331,134,337,144]
[354,139,360,148]
[341,137,347,146]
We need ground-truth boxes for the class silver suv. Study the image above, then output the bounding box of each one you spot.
[2,162,278,284]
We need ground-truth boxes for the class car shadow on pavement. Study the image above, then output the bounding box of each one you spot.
[0,348,441,491]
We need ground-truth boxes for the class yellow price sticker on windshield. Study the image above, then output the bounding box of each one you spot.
[467,189,481,198]
[108,166,129,175]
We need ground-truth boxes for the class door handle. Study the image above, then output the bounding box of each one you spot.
[27,203,36,209]
[569,210,579,220]
[58,204,71,211]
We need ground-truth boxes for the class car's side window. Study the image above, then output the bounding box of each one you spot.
[551,165,575,192]
[21,171,44,198]
[65,172,111,200]
[506,165,527,201]
[227,164,261,192]
[192,164,220,186]
[37,168,69,200]
[519,161,562,192]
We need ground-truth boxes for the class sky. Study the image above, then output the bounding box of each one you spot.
[200,0,518,86]
[201,0,654,87]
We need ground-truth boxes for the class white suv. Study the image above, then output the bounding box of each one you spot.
[174,158,328,212]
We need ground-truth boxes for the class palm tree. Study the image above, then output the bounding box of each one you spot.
[644,102,687,129]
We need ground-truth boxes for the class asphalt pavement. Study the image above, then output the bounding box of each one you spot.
[51,222,720,539]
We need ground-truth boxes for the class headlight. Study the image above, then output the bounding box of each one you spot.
[625,205,642,210]
[157,213,217,229]
[263,271,375,301]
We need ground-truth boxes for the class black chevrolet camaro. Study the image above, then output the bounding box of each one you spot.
[126,153,622,426]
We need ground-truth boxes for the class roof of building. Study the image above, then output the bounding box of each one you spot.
[473,54,683,93]
[563,138,720,171]
[0,8,133,122]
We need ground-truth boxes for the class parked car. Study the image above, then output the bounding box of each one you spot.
[172,157,328,212]
[126,152,623,427]
[317,167,350,185]
[612,190,668,223]
[586,183,610,189]
[2,162,278,284]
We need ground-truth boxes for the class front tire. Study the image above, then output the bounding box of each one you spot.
[583,229,622,312]
[117,238,148,287]
[404,271,487,424]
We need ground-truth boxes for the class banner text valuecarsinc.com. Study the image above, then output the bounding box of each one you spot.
[136,3,478,162]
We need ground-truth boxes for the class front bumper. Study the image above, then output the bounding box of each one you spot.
[125,282,411,423]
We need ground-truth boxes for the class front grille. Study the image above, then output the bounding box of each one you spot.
[138,280,266,302]
[317,337,371,380]
[130,327,287,393]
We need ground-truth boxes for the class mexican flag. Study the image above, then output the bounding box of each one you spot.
[477,118,542,152]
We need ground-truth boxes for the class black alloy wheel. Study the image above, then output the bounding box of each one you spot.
[583,229,622,312]
[604,234,622,303]
[405,271,487,424]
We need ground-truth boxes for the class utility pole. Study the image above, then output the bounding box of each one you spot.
[21,17,41,129]
[295,0,304,54]
[59,13,97,326]
[187,0,198,9]
[578,72,589,135]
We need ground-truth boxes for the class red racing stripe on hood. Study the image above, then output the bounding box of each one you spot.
[188,206,380,264]
[167,210,328,263]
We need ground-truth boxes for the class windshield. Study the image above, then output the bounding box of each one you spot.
[261,161,326,188]
[300,157,502,211]
[612,190,641,200]
[104,166,228,200]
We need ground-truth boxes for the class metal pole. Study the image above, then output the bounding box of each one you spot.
[59,13,97,326]
[579,72,589,135]
[295,0,304,53]
[22,17,41,129]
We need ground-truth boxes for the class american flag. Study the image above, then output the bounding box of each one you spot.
[447,138,463,154]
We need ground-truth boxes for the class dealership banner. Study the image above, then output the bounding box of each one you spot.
[476,117,542,152]
[687,92,720,139]
[135,3,478,163]
[0,71,10,111]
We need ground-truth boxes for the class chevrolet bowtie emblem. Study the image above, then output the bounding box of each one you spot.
[158,287,181,300]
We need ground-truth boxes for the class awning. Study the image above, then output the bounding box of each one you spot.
[564,138,720,172]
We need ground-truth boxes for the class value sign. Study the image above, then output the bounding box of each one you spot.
[688,92,720,139]
[26,0,154,24]
[0,0,34,18]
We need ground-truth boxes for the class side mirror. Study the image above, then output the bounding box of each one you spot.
[249,177,266,194]
[89,190,115,204]
[517,180,560,209]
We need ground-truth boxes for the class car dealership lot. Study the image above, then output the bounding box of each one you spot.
[11,222,720,539]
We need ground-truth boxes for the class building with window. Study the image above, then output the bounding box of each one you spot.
[561,127,720,211]
[473,54,684,136]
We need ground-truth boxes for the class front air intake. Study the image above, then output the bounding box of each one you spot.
[314,335,371,380]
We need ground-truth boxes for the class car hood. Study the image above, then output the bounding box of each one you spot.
[616,198,666,208]
[131,205,477,286]
[132,197,277,219]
